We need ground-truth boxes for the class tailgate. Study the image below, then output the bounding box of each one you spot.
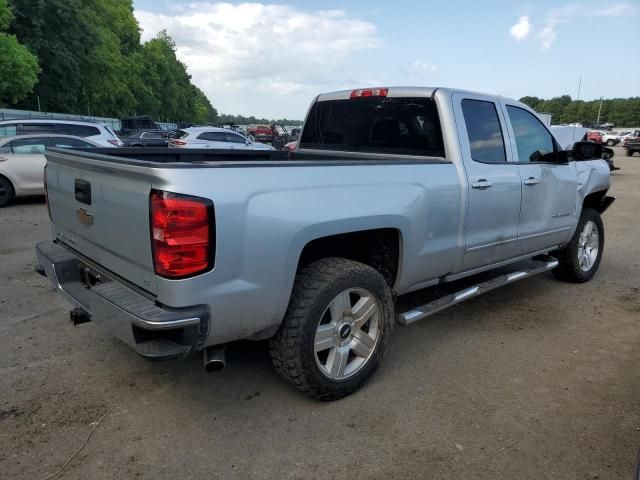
[45,149,157,294]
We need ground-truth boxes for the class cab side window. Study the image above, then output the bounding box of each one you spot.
[461,99,506,163]
[506,106,555,163]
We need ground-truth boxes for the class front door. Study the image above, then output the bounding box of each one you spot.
[501,104,578,255]
[453,93,522,271]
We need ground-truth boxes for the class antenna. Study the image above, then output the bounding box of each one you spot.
[572,75,582,143]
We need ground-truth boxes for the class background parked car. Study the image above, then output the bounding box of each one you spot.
[169,127,276,150]
[601,132,621,146]
[0,119,122,147]
[247,124,273,143]
[622,130,640,145]
[0,134,105,207]
[586,130,603,143]
[120,129,174,147]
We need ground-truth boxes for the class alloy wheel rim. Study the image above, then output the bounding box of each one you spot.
[314,288,381,380]
[577,220,599,272]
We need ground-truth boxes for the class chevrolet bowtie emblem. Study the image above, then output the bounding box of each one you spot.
[76,208,94,226]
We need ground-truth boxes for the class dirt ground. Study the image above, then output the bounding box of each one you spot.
[1,148,639,480]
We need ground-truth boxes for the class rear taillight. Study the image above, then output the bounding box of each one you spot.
[44,164,52,220]
[350,88,388,98]
[150,190,214,278]
[107,139,122,147]
[171,140,187,146]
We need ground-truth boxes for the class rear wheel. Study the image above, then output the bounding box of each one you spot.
[269,257,394,400]
[552,208,604,283]
[606,139,615,146]
[0,176,14,207]
[626,149,633,157]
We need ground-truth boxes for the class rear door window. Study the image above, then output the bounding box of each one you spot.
[50,137,96,148]
[20,123,56,134]
[141,131,164,139]
[198,132,227,142]
[225,132,246,144]
[8,137,48,154]
[58,125,101,137]
[461,99,506,163]
[299,97,444,157]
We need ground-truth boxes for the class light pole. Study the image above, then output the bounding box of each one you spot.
[596,97,603,125]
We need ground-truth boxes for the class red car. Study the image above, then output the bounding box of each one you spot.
[586,131,603,143]
[247,125,273,143]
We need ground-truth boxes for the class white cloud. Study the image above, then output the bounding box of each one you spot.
[595,2,639,16]
[521,3,638,50]
[509,16,531,41]
[536,24,556,49]
[405,60,438,76]
[134,3,378,118]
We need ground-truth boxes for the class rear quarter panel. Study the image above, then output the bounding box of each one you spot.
[151,162,462,345]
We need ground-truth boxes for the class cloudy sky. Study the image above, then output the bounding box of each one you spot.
[133,0,640,119]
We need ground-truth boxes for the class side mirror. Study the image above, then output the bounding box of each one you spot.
[553,150,570,163]
[571,141,603,160]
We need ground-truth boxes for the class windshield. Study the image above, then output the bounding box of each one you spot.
[299,97,445,157]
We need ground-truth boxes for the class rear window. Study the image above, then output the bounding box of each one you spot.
[104,126,118,138]
[299,97,444,157]
[174,130,189,139]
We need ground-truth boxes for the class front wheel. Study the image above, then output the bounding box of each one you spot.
[0,176,14,207]
[552,208,604,283]
[269,257,394,400]
[606,139,615,146]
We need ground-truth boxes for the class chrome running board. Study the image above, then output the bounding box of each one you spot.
[397,255,559,326]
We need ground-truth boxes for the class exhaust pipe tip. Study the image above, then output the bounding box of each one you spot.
[204,346,226,373]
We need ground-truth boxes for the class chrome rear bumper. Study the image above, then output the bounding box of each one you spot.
[35,240,209,359]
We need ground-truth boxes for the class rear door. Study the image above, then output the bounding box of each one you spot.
[197,132,228,148]
[3,137,47,191]
[225,132,248,148]
[501,103,578,255]
[452,93,523,271]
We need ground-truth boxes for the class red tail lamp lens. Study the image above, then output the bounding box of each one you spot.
[150,190,214,278]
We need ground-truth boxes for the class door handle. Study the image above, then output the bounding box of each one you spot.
[523,177,540,186]
[471,179,493,189]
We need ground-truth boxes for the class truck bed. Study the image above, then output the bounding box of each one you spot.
[50,147,449,167]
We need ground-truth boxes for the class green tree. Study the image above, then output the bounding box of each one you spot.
[78,0,140,116]
[0,0,39,105]
[8,0,96,112]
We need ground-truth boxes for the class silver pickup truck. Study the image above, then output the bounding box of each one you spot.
[36,87,614,400]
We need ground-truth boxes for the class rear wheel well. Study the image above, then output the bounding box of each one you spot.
[297,229,401,288]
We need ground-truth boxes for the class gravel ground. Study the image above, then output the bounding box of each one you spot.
[1,147,639,480]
